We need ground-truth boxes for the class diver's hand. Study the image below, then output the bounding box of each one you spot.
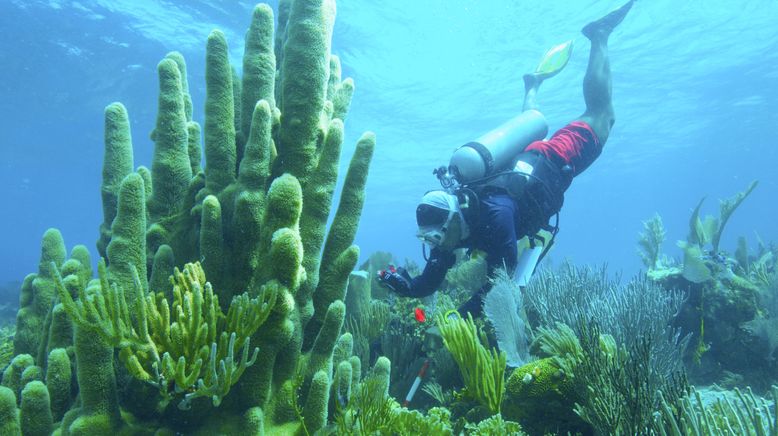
[377,265,412,296]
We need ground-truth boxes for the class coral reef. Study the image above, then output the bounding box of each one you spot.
[331,372,524,435]
[3,0,377,433]
[482,257,697,435]
[4,1,777,434]
[638,182,778,388]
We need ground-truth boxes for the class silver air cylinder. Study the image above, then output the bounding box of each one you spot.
[449,109,548,183]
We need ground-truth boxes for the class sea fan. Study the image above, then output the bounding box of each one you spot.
[483,269,530,367]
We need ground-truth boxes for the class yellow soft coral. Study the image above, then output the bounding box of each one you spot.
[54,260,276,408]
[436,312,506,414]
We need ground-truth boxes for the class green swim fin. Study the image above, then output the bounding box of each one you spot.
[534,40,574,79]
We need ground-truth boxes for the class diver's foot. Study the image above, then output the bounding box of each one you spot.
[582,0,635,40]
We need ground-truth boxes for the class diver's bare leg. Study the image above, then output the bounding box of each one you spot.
[576,0,635,144]
[522,73,542,112]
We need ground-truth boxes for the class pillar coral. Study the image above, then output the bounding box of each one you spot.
[8,0,376,434]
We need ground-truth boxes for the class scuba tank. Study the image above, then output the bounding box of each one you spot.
[444,110,548,186]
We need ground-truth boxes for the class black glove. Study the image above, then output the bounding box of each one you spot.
[377,265,412,296]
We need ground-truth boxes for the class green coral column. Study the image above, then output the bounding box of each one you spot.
[305,300,346,385]
[237,174,304,411]
[96,102,134,259]
[200,195,225,291]
[0,386,21,435]
[303,133,375,347]
[2,354,35,399]
[275,0,337,183]
[241,4,276,154]
[295,119,344,332]
[165,51,201,175]
[13,229,66,356]
[232,100,273,291]
[303,370,330,434]
[147,57,192,231]
[149,244,175,296]
[165,51,194,122]
[46,347,72,422]
[328,56,354,121]
[63,325,122,435]
[203,30,237,196]
[106,173,148,303]
[20,380,53,436]
[254,174,304,288]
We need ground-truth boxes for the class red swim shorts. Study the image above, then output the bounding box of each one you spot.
[525,121,602,177]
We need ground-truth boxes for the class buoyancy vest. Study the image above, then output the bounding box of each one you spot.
[459,150,573,238]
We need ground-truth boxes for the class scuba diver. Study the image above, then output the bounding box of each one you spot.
[377,1,635,316]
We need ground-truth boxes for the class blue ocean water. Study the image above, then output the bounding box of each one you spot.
[0,0,776,290]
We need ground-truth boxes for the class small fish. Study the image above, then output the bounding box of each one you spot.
[414,307,426,323]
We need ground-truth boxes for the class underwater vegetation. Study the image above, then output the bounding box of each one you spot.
[638,181,778,389]
[329,185,778,435]
[1,1,777,435]
[2,0,383,434]
[337,248,777,435]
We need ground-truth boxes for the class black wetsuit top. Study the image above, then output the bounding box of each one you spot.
[407,193,521,316]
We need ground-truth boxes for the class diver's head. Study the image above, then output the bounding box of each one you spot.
[415,190,469,251]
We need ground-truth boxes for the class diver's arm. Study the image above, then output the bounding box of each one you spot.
[406,248,456,298]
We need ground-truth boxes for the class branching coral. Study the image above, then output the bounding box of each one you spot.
[464,413,524,435]
[655,386,777,435]
[680,181,759,282]
[533,322,582,377]
[437,312,506,415]
[54,260,274,408]
[334,375,397,434]
[422,381,450,406]
[345,299,390,368]
[638,213,666,270]
[392,406,455,435]
[516,269,695,435]
[525,264,689,380]
[572,320,689,435]
[525,320,688,435]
